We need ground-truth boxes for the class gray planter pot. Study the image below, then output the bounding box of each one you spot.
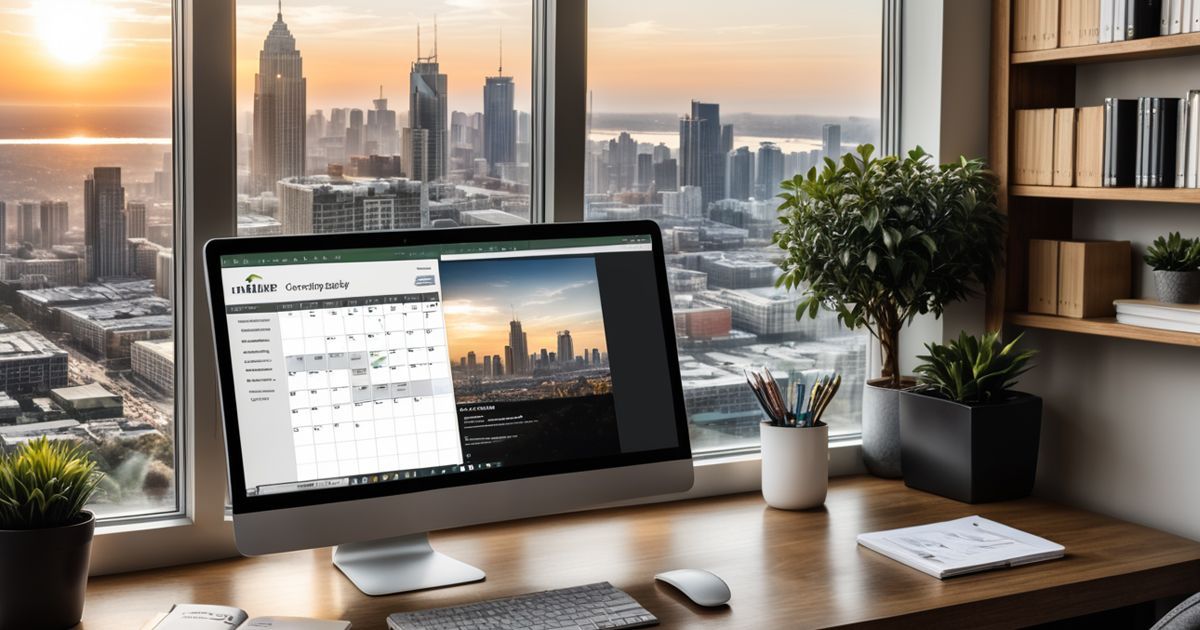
[0,512,94,629]
[1154,269,1200,304]
[862,377,913,478]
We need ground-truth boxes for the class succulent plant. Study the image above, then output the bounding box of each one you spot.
[912,331,1037,405]
[0,437,102,530]
[1144,232,1200,272]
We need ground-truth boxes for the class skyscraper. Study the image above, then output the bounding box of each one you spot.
[636,153,654,192]
[483,43,516,177]
[727,146,754,201]
[84,167,129,280]
[557,330,574,367]
[0,201,6,254]
[346,108,365,157]
[126,200,147,239]
[492,354,502,376]
[410,24,448,183]
[721,124,734,154]
[16,202,38,245]
[654,158,678,192]
[679,101,726,208]
[367,87,398,156]
[822,124,843,161]
[592,348,601,366]
[608,133,637,192]
[250,2,307,195]
[755,142,785,200]
[508,317,529,375]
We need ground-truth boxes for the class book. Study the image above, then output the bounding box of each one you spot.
[1159,97,1181,187]
[1062,0,1103,45]
[144,605,350,630]
[1163,0,1174,32]
[1105,98,1139,187]
[1076,105,1105,187]
[1116,313,1200,333]
[1101,0,1116,40]
[1115,298,1200,325]
[1053,108,1077,186]
[1136,97,1150,187]
[856,516,1065,580]
[1178,97,1190,188]
[1015,0,1060,51]
[1014,109,1056,186]
[1129,0,1165,38]
[1115,0,1129,39]
[1189,90,1200,188]
[1192,0,1200,31]
[1172,0,1186,32]
[1028,239,1061,315]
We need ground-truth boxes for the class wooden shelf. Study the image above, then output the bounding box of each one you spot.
[1013,32,1200,65]
[1007,312,1200,348]
[1010,185,1200,203]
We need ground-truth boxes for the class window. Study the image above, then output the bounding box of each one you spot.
[584,1,881,451]
[234,0,535,236]
[0,0,178,518]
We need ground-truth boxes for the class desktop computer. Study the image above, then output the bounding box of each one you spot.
[204,220,694,597]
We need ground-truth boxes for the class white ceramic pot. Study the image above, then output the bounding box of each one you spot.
[760,422,828,510]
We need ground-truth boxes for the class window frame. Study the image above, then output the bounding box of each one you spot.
[86,0,897,575]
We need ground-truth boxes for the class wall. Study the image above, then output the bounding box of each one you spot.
[1023,57,1200,542]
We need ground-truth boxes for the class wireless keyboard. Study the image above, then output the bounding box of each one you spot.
[386,582,658,630]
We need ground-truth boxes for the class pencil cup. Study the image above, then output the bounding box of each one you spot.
[760,422,828,510]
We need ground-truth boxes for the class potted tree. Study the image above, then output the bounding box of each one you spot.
[1144,232,1200,304]
[0,436,103,629]
[774,145,1004,477]
[900,331,1040,503]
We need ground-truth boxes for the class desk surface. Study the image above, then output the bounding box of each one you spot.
[87,476,1200,629]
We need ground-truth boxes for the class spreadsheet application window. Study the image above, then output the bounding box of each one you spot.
[222,257,461,495]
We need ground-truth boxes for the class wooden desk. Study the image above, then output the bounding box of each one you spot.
[86,476,1200,629]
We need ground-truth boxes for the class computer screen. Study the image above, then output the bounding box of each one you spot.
[208,223,689,512]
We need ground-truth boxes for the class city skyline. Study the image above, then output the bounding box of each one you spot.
[440,257,608,368]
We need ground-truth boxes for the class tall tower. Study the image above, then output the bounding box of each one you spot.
[556,330,574,367]
[251,2,307,195]
[679,101,726,208]
[727,146,754,201]
[755,141,785,200]
[16,201,39,246]
[822,123,843,161]
[508,316,529,374]
[368,86,398,156]
[410,21,449,183]
[84,167,129,280]
[0,201,7,254]
[483,36,516,177]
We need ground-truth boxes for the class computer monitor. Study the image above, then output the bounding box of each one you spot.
[205,220,693,595]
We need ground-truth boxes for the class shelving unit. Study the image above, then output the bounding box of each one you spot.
[987,0,1200,349]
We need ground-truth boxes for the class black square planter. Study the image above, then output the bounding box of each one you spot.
[899,390,1042,503]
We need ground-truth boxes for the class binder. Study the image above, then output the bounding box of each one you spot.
[1100,0,1116,40]
[1188,90,1200,188]
[1014,0,1059,51]
[1163,0,1173,32]
[1157,97,1180,188]
[1171,0,1185,32]
[1177,97,1189,188]
[1104,99,1115,186]
[1191,0,1200,31]
[1014,109,1056,186]
[1054,108,1077,186]
[1136,97,1149,187]
[1128,0,1164,38]
[1114,0,1129,39]
[1076,106,1106,187]
[1105,98,1139,187]
[1062,0,1103,45]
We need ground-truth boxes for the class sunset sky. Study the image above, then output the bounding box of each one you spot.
[0,0,880,128]
[440,257,608,367]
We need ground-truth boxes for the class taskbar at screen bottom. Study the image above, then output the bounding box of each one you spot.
[248,460,506,497]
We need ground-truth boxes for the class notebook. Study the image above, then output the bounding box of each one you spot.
[143,604,350,630]
[857,516,1065,579]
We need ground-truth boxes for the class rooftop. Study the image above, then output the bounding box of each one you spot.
[17,280,156,306]
[134,340,175,361]
[0,330,66,361]
[60,297,172,330]
[51,382,120,403]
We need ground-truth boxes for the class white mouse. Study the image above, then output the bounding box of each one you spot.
[654,568,731,607]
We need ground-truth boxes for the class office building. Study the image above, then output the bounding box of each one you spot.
[345,108,364,158]
[507,317,529,375]
[556,330,574,368]
[155,250,174,300]
[607,132,638,193]
[695,288,806,336]
[636,153,654,192]
[84,167,130,280]
[410,26,448,183]
[50,383,124,420]
[727,146,754,201]
[59,296,172,364]
[679,100,726,208]
[0,330,68,395]
[17,201,38,246]
[39,200,68,249]
[0,253,83,288]
[0,201,6,253]
[654,158,678,192]
[755,142,784,200]
[367,88,398,156]
[250,3,307,195]
[822,123,842,161]
[126,201,147,239]
[277,176,427,234]
[662,185,704,219]
[483,73,516,177]
[652,143,671,164]
[673,306,733,341]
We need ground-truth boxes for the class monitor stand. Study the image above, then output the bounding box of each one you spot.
[332,532,486,596]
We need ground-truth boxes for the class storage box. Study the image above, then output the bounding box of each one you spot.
[1057,240,1132,318]
[1028,239,1060,315]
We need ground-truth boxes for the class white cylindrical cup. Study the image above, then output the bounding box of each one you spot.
[760,422,829,510]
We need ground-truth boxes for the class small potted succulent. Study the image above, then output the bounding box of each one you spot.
[899,331,1040,503]
[1145,232,1200,304]
[0,437,103,629]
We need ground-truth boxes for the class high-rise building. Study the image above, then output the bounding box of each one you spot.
[125,201,147,239]
[367,87,398,156]
[345,108,365,157]
[679,101,726,208]
[556,330,574,367]
[755,142,785,200]
[483,58,516,176]
[467,351,477,373]
[652,143,671,164]
[410,24,448,183]
[636,153,654,192]
[306,109,325,141]
[277,176,427,234]
[663,185,704,219]
[328,108,347,137]
[482,354,492,376]
[654,158,678,192]
[608,132,637,192]
[0,201,6,254]
[16,202,38,246]
[84,167,129,280]
[592,348,601,365]
[822,123,842,162]
[250,3,307,195]
[492,354,501,376]
[507,317,529,374]
[721,124,734,154]
[39,200,68,249]
[727,146,754,201]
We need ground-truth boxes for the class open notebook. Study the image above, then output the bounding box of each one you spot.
[857,516,1065,579]
[143,604,350,630]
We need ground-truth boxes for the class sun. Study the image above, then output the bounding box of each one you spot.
[33,0,109,65]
